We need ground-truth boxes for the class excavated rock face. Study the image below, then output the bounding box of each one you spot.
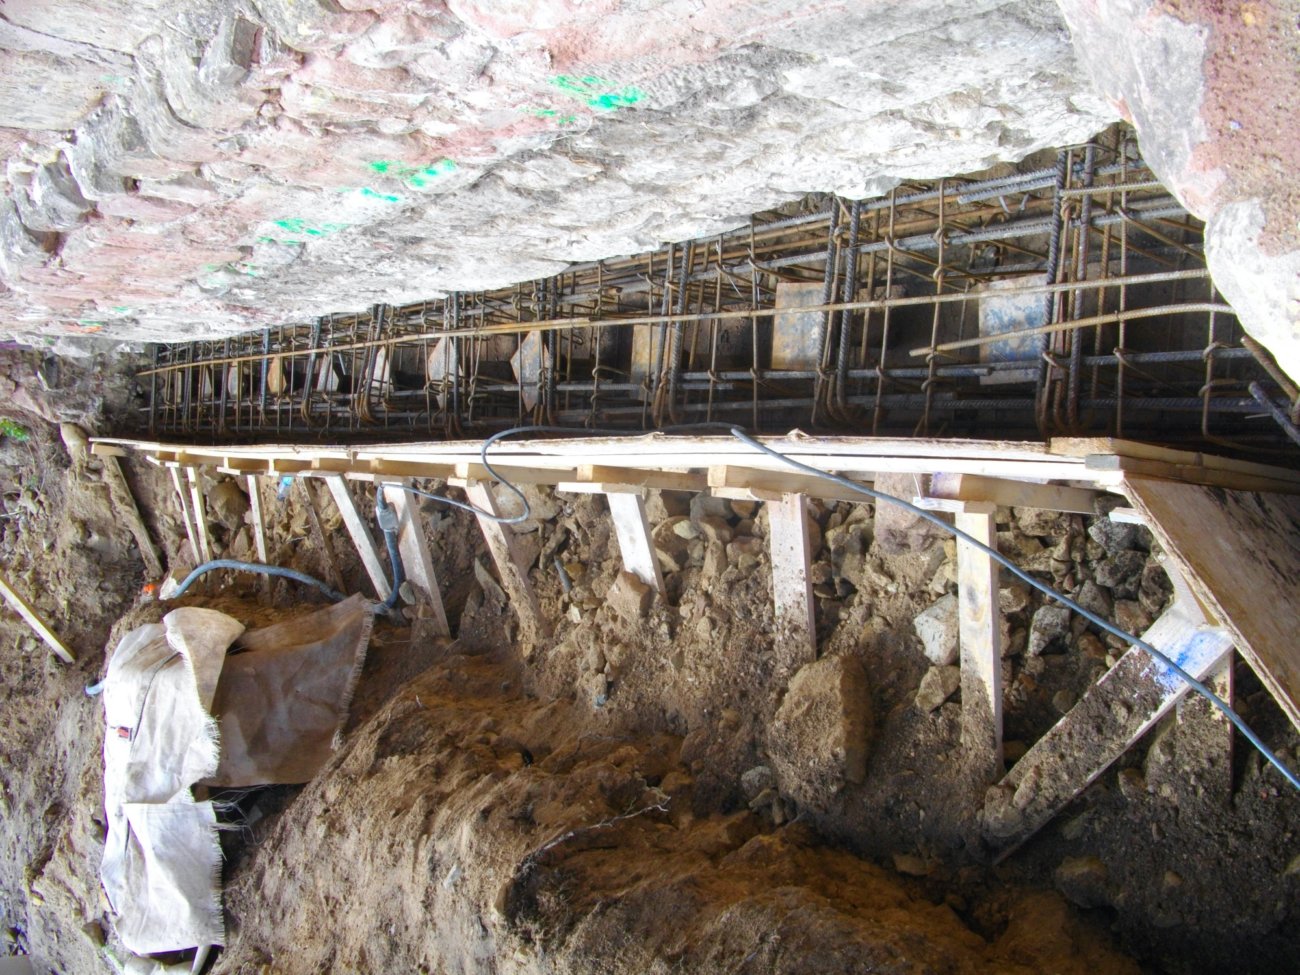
[215,647,1143,975]
[1058,0,1300,381]
[0,0,1113,345]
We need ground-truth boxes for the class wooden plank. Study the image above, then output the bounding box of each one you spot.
[984,599,1233,856]
[767,492,816,661]
[89,442,126,457]
[0,572,74,663]
[185,470,215,564]
[929,472,1101,514]
[607,492,666,594]
[578,465,706,492]
[324,476,392,601]
[1123,476,1300,733]
[453,462,580,485]
[955,509,1002,779]
[367,459,457,480]
[1107,506,1146,525]
[555,482,645,496]
[1053,437,1300,485]
[1088,455,1300,495]
[100,455,164,580]
[709,465,876,505]
[462,481,550,641]
[245,475,271,599]
[381,480,450,636]
[168,466,201,564]
[218,457,271,475]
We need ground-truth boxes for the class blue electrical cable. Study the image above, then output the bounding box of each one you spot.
[727,426,1300,793]
[169,559,348,602]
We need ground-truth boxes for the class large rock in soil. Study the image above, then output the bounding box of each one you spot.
[767,654,871,808]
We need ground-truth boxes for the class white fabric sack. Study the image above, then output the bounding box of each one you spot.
[101,609,243,955]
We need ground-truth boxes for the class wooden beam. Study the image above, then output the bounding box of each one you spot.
[929,472,1101,514]
[453,462,579,486]
[381,481,450,636]
[984,599,1233,857]
[100,455,164,580]
[1123,476,1300,734]
[709,465,875,505]
[462,481,550,641]
[578,465,706,492]
[245,475,271,599]
[1089,455,1300,495]
[767,492,816,661]
[607,493,666,594]
[955,509,1002,780]
[168,466,201,564]
[185,468,215,564]
[555,481,645,496]
[324,476,392,601]
[0,572,74,663]
[1053,437,1300,486]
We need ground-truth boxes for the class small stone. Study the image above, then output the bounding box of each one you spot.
[671,519,700,540]
[1114,599,1151,637]
[915,665,961,712]
[700,540,727,580]
[1027,605,1071,656]
[1003,739,1028,764]
[740,765,775,801]
[998,583,1031,614]
[892,853,932,877]
[810,560,832,585]
[1051,689,1077,714]
[1116,767,1147,802]
[1074,580,1113,620]
[1054,855,1111,909]
[1095,550,1146,596]
[913,594,960,666]
[729,500,758,519]
[767,655,872,806]
[689,492,733,525]
[697,514,734,545]
[1076,632,1106,659]
[1059,812,1089,840]
[1016,507,1068,538]
[726,536,763,561]
[1088,518,1139,556]
[608,571,653,621]
[1162,870,1183,890]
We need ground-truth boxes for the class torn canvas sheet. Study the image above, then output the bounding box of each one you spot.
[206,595,374,787]
[100,596,372,958]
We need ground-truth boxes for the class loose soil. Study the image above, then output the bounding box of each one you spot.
[1,351,1298,974]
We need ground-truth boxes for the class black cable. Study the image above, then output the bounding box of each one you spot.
[727,426,1300,793]
[170,559,347,602]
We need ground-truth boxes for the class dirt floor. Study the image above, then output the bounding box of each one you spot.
[1,351,1299,974]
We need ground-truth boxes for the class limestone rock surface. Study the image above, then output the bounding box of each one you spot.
[0,0,1114,347]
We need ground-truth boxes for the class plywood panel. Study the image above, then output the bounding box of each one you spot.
[1123,477,1300,733]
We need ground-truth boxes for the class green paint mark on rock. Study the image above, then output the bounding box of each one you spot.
[551,75,643,111]
[261,219,350,247]
[366,159,457,190]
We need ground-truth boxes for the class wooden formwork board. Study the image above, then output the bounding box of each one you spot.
[1122,476,1300,735]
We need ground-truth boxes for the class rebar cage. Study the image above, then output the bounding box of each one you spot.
[138,126,1300,456]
